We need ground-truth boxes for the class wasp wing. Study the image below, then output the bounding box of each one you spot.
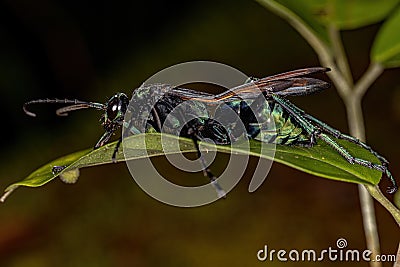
[163,67,330,102]
[209,67,331,101]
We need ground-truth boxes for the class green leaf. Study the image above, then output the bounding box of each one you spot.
[1,133,382,202]
[256,0,400,58]
[394,190,400,209]
[272,138,381,184]
[371,5,400,67]
[309,0,399,30]
[256,0,330,43]
[263,0,399,30]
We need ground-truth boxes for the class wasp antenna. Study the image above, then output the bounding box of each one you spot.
[23,103,37,117]
[23,98,106,117]
[55,103,105,116]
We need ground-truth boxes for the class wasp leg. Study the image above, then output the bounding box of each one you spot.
[272,95,398,193]
[52,165,67,175]
[111,137,123,163]
[95,130,113,149]
[188,128,226,198]
[384,168,398,194]
[317,132,398,193]
[286,102,389,165]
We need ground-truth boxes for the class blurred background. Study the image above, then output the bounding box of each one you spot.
[0,0,399,266]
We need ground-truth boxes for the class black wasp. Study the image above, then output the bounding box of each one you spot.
[23,67,398,195]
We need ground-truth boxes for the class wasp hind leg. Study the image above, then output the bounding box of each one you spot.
[303,113,389,165]
[271,95,397,193]
[316,132,398,193]
[288,102,396,193]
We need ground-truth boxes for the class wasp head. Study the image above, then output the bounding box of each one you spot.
[101,93,129,131]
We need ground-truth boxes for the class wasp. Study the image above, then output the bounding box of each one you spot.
[23,67,397,195]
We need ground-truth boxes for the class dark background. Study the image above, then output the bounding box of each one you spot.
[0,0,399,266]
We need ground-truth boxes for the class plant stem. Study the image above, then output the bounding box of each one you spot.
[256,1,400,264]
[343,95,365,140]
[255,0,332,66]
[338,65,382,267]
[365,185,400,226]
[354,63,384,98]
[326,25,400,267]
[395,243,400,266]
[328,25,354,86]
[329,25,384,267]
[359,185,382,267]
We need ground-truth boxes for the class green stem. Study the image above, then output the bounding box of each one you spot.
[354,63,384,99]
[395,243,400,266]
[256,2,400,264]
[341,66,381,267]
[343,95,365,140]
[255,0,333,65]
[359,185,381,266]
[328,25,354,86]
[255,1,400,264]
[329,28,388,267]
[255,1,353,97]
[365,185,400,226]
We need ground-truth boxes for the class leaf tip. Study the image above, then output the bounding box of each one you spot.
[0,187,17,203]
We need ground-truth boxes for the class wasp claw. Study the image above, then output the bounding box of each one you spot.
[386,186,397,194]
